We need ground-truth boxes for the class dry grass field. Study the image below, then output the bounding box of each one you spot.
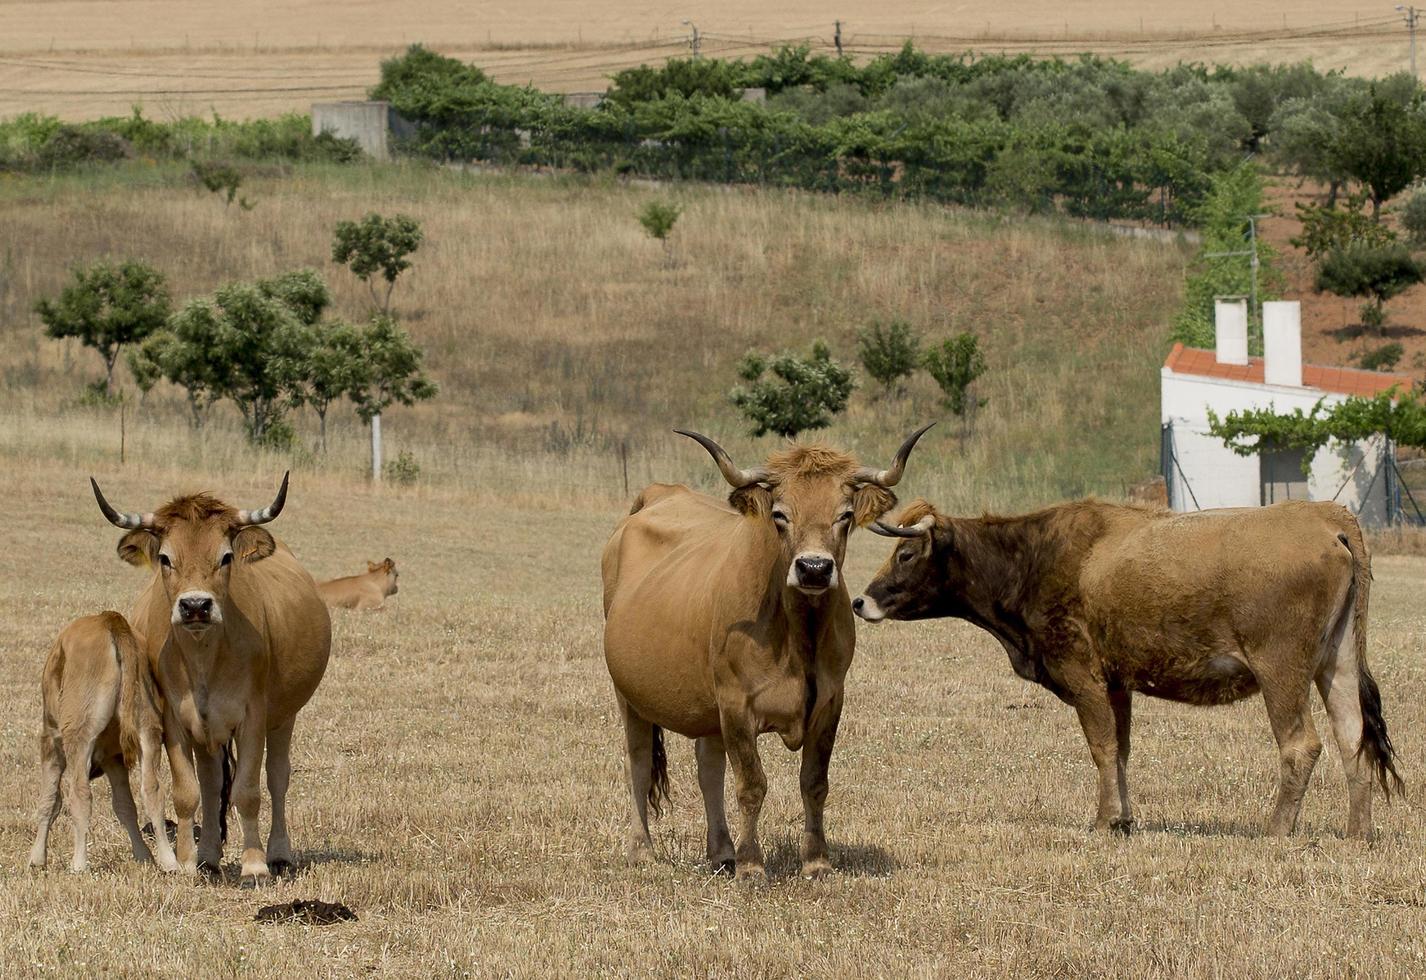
[0,162,1187,513]
[2,452,1426,977]
[3,160,1425,976]
[0,1,1411,118]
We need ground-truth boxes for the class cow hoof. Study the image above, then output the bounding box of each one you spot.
[801,858,834,880]
[238,874,270,890]
[709,858,735,876]
[157,855,181,874]
[626,842,654,866]
[1110,819,1134,837]
[268,859,294,878]
[197,861,223,883]
[735,864,768,886]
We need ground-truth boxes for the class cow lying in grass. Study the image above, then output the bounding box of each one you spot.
[28,612,178,873]
[317,557,399,611]
[854,498,1403,839]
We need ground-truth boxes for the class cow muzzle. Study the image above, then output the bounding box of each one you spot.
[852,594,885,623]
[173,591,221,630]
[789,554,837,594]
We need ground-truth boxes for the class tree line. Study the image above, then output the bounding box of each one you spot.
[36,214,437,478]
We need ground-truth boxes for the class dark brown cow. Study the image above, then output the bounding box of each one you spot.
[854,498,1402,838]
[602,426,931,880]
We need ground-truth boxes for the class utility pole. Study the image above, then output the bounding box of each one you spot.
[835,20,844,57]
[1400,5,1420,76]
[683,20,701,59]
[1204,213,1270,331]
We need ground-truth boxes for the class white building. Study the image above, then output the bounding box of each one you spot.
[1160,299,1412,525]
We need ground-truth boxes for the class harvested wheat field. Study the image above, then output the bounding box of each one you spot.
[0,1,1413,118]
[2,450,1426,977]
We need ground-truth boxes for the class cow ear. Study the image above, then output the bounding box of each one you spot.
[852,485,898,527]
[117,529,159,567]
[232,527,276,563]
[367,560,381,572]
[728,484,772,518]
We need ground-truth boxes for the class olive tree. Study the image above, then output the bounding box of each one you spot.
[35,260,170,396]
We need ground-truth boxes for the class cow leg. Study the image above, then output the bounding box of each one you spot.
[101,755,153,865]
[61,733,98,872]
[194,746,226,876]
[718,707,767,883]
[1109,686,1133,833]
[264,718,296,875]
[1260,672,1322,836]
[799,693,843,878]
[616,695,655,865]
[1072,686,1128,833]
[234,711,270,883]
[139,727,179,872]
[1315,637,1373,839]
[695,735,734,873]
[28,730,65,869]
[165,732,200,874]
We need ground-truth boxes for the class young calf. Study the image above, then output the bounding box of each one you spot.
[317,557,399,611]
[28,612,178,873]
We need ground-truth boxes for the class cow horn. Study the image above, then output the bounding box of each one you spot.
[235,471,289,526]
[674,430,769,488]
[854,422,936,487]
[870,516,936,538]
[90,478,155,530]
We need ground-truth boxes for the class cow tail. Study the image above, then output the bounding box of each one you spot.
[219,740,235,845]
[648,724,670,819]
[111,615,154,770]
[1341,524,1404,799]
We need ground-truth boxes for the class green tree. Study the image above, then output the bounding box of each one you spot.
[637,200,682,264]
[347,313,439,480]
[278,318,365,452]
[1171,165,1282,348]
[331,213,424,313]
[922,333,987,417]
[730,339,854,439]
[857,318,921,396]
[1315,244,1425,335]
[126,328,225,427]
[1291,192,1395,260]
[190,159,254,210]
[1330,84,1426,219]
[1400,186,1426,247]
[35,260,170,396]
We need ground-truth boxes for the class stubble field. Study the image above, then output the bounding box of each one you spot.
[1,456,1426,977]
[0,1,1412,119]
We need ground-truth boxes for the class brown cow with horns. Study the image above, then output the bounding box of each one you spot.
[602,425,932,880]
[854,497,1403,839]
[91,473,331,882]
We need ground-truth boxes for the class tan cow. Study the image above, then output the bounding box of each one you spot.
[317,557,399,611]
[28,612,178,873]
[855,498,1403,839]
[91,473,331,882]
[602,425,931,880]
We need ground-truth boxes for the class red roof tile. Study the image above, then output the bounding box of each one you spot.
[1163,344,1412,398]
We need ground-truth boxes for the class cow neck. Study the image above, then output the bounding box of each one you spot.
[945,513,1066,648]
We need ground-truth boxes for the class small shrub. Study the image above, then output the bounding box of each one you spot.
[1315,244,1425,334]
[857,318,921,396]
[922,333,988,416]
[332,213,424,313]
[1400,187,1426,248]
[1359,342,1405,371]
[637,200,682,264]
[190,159,254,209]
[35,125,130,168]
[730,339,854,439]
[384,450,421,485]
[1292,193,1393,259]
[256,417,297,451]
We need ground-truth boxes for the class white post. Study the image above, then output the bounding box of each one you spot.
[1213,297,1249,365]
[370,413,383,482]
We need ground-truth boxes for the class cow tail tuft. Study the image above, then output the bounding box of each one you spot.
[648,725,670,819]
[1341,522,1404,799]
[112,616,150,770]
[219,740,235,845]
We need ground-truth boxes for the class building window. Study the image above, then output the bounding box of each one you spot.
[1260,446,1309,504]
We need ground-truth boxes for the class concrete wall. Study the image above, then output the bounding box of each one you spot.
[312,101,392,160]
[1161,369,1389,523]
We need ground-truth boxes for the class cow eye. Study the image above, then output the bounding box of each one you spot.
[771,511,790,528]
[158,554,172,569]
[219,552,234,568]
[835,511,854,525]
[898,548,915,564]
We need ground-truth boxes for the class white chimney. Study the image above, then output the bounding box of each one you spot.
[1214,298,1249,365]
[1263,301,1303,388]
